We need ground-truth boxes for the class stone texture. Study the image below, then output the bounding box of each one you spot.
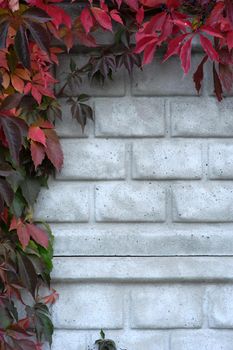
[52,223,233,256]
[171,98,233,137]
[133,140,202,179]
[173,184,233,222]
[49,47,233,349]
[34,181,89,222]
[132,55,202,96]
[95,183,166,222]
[208,143,233,179]
[208,286,233,328]
[52,284,124,329]
[131,286,203,329]
[95,97,165,137]
[171,331,233,350]
[57,140,126,180]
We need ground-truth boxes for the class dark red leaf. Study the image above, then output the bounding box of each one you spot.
[199,34,219,61]
[213,63,223,101]
[193,55,208,94]
[44,129,63,171]
[15,25,30,69]
[180,36,193,74]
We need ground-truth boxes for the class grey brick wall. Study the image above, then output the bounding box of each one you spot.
[35,52,233,349]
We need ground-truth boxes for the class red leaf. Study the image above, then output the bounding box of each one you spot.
[142,41,157,64]
[30,141,45,169]
[80,7,94,33]
[225,0,233,26]
[163,34,187,61]
[180,36,193,74]
[44,129,63,171]
[110,9,124,25]
[201,25,224,39]
[91,7,112,31]
[17,224,30,249]
[124,0,139,11]
[140,0,166,6]
[199,34,219,61]
[213,63,223,101]
[134,34,158,53]
[26,223,49,248]
[41,289,59,304]
[193,55,208,94]
[28,126,46,146]
[136,6,144,25]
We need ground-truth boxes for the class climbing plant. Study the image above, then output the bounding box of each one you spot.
[0,0,232,349]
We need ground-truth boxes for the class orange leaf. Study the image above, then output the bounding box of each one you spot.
[11,75,24,93]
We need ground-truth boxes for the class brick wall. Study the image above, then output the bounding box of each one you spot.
[35,51,233,350]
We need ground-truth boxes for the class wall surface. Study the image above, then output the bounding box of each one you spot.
[35,48,233,349]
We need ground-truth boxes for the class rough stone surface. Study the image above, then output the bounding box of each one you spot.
[173,183,233,222]
[43,51,233,349]
[171,331,233,350]
[95,183,166,222]
[57,140,126,180]
[133,140,202,179]
[95,97,165,137]
[131,286,203,329]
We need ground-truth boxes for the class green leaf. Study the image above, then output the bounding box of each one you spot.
[100,329,105,340]
[34,303,53,345]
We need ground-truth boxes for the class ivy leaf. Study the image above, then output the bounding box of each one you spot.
[1,93,23,110]
[213,63,223,101]
[0,178,14,213]
[25,21,50,55]
[22,7,51,23]
[20,178,41,207]
[28,126,46,146]
[199,34,219,61]
[17,252,38,296]
[91,7,112,31]
[193,55,208,94]
[0,114,28,164]
[70,99,93,132]
[44,129,63,171]
[0,20,10,49]
[15,25,30,69]
[26,224,49,249]
[30,141,46,169]
[33,303,53,345]
[225,0,233,26]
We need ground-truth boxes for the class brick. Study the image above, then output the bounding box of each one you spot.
[52,257,233,282]
[133,140,202,179]
[56,99,93,137]
[51,223,233,256]
[132,55,202,96]
[51,330,87,350]
[52,284,123,329]
[95,97,165,137]
[57,140,126,180]
[209,286,233,328]
[173,184,233,222]
[95,183,166,222]
[171,98,233,137]
[209,143,233,179]
[34,182,89,222]
[56,54,125,96]
[131,285,203,328]
[171,331,233,350]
